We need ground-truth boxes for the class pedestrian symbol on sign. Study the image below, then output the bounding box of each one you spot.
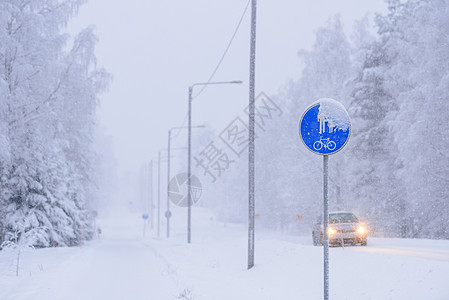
[299,98,351,155]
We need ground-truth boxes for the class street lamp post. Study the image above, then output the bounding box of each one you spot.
[167,130,171,238]
[167,125,205,238]
[149,160,154,229]
[158,151,161,237]
[153,151,171,237]
[187,80,242,244]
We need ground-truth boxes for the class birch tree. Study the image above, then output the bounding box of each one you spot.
[0,0,110,246]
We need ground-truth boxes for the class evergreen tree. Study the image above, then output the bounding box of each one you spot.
[347,14,405,236]
[0,0,110,247]
[382,0,449,238]
[254,16,356,232]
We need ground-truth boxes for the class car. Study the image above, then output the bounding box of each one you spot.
[312,211,367,246]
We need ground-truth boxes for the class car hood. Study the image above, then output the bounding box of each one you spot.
[329,223,358,231]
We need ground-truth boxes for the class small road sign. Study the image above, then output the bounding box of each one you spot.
[142,213,149,220]
[299,98,351,155]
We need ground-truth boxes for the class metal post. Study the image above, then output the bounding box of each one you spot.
[248,0,257,270]
[146,163,149,216]
[167,130,172,238]
[186,82,240,244]
[150,160,154,229]
[144,163,148,237]
[323,155,329,300]
[157,151,161,237]
[187,86,193,244]
[142,165,145,214]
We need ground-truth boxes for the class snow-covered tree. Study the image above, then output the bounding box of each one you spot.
[379,0,449,238]
[346,11,406,236]
[169,0,449,241]
[253,16,356,233]
[336,0,449,238]
[0,0,110,247]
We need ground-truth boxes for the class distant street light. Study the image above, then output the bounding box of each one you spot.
[166,125,204,238]
[187,80,242,243]
[152,150,171,238]
[148,160,154,229]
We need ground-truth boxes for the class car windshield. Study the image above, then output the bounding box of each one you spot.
[329,213,358,224]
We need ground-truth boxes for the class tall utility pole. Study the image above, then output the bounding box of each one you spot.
[248,0,257,270]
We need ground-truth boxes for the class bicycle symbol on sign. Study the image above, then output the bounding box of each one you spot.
[313,138,336,151]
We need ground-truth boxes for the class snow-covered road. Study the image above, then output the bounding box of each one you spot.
[1,206,449,299]
[355,240,449,262]
[0,210,181,300]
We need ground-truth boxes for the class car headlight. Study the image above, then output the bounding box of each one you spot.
[327,227,336,236]
[357,226,366,234]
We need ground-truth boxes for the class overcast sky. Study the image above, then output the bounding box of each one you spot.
[67,0,387,175]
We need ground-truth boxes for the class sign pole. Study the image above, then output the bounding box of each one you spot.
[323,154,329,300]
[299,98,351,300]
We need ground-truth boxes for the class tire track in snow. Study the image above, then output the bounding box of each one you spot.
[140,239,194,299]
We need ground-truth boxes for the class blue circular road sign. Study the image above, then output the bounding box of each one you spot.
[299,98,351,155]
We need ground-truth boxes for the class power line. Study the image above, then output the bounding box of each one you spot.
[171,0,251,141]
[170,113,189,140]
[193,0,250,99]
